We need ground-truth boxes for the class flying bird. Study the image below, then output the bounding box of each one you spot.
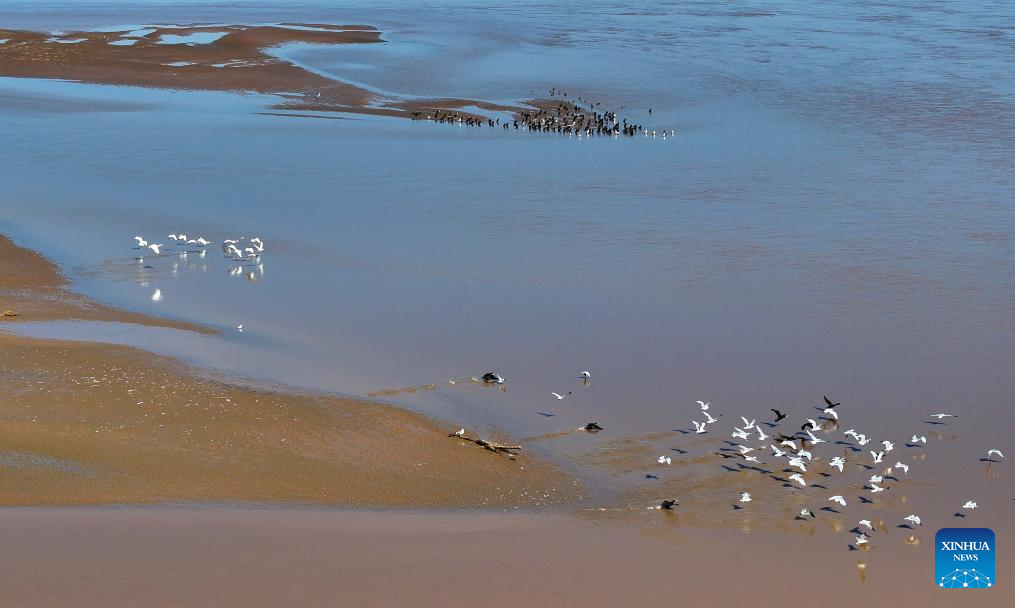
[802,418,819,431]
[805,430,826,446]
[755,426,769,441]
[696,400,710,411]
[869,482,886,493]
[739,492,752,503]
[133,236,148,248]
[731,427,750,440]
[657,456,671,465]
[869,474,883,484]
[823,407,839,420]
[823,396,840,408]
[780,439,798,450]
[148,243,163,255]
[882,440,895,452]
[828,495,847,506]
[150,289,162,302]
[829,456,845,472]
[855,534,869,546]
[771,409,787,422]
[771,445,786,457]
[987,449,1005,459]
[788,457,807,473]
[740,416,756,430]
[894,461,909,474]
[929,413,957,419]
[859,520,874,531]
[911,435,927,444]
[693,420,707,434]
[800,508,815,518]
[703,411,718,424]
[789,473,807,487]
[551,391,572,400]
[904,514,922,526]
[962,501,978,510]
[870,450,884,464]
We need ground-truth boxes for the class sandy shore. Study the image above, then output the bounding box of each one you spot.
[0,234,581,507]
[0,24,520,122]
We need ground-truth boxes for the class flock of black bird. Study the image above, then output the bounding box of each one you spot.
[409,88,663,138]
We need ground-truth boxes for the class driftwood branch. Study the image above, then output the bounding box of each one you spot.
[449,433,522,458]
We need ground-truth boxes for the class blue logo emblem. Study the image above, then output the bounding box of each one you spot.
[936,528,995,588]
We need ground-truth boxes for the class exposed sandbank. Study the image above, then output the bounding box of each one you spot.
[0,234,581,507]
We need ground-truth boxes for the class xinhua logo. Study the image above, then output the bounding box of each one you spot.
[935,528,995,588]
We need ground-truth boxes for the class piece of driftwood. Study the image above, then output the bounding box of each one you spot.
[449,433,522,458]
[1,310,19,317]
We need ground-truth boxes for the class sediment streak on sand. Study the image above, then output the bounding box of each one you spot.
[0,235,581,507]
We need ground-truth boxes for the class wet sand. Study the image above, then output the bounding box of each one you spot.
[0,24,521,121]
[0,234,580,507]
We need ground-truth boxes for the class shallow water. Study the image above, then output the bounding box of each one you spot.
[1,0,1013,485]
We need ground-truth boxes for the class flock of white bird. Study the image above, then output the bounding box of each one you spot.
[132,232,267,331]
[643,396,1005,549]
